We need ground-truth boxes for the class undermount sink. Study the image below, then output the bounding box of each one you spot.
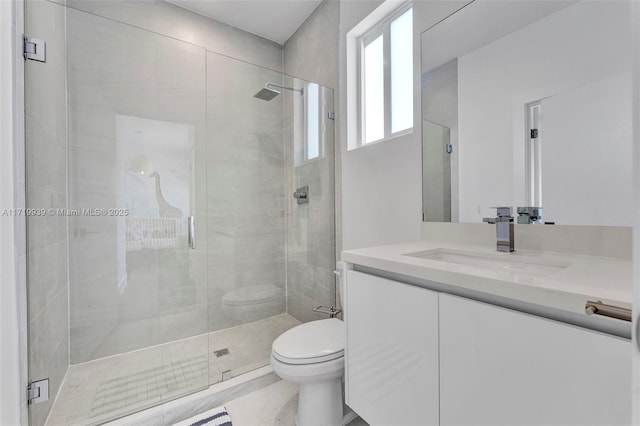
[403,248,569,276]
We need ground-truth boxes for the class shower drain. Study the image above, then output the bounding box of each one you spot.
[214,348,230,357]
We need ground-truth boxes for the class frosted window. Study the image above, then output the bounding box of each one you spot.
[364,35,384,143]
[390,7,413,133]
[356,4,413,149]
[306,83,320,160]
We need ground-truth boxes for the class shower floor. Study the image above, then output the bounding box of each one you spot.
[46,314,300,426]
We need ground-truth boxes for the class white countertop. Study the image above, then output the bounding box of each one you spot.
[342,240,632,316]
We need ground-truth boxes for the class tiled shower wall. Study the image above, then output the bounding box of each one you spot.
[26,0,288,422]
[62,0,286,363]
[25,1,69,424]
[25,0,339,421]
[283,0,340,322]
[205,52,286,332]
[59,0,283,72]
[66,7,210,363]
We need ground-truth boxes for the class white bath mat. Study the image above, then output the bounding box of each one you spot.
[173,405,232,426]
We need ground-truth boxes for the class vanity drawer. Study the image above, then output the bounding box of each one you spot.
[345,269,439,426]
[439,293,631,426]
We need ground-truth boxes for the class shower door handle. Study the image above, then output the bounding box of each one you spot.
[188,216,196,249]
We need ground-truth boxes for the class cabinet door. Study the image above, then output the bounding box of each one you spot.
[345,270,439,425]
[439,294,631,426]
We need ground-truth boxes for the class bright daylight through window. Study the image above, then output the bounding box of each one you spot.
[361,5,413,145]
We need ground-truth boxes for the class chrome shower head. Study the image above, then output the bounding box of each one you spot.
[254,82,303,101]
[254,87,281,101]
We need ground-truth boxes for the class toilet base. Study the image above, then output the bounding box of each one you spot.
[296,377,343,426]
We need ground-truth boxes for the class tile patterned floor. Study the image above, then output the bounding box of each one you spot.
[46,314,300,426]
[225,380,299,426]
[224,380,369,426]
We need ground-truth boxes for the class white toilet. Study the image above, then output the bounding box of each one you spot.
[270,265,347,426]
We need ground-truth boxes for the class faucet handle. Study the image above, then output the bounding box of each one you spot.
[485,207,515,253]
[490,206,513,218]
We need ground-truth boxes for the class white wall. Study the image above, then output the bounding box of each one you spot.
[456,1,632,224]
[339,0,468,250]
[541,73,631,226]
[0,0,28,425]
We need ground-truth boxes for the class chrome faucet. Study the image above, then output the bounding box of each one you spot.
[483,207,514,252]
[517,206,543,224]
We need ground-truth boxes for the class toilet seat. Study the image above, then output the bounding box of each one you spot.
[272,318,345,365]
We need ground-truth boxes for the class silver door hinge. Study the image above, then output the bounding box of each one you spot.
[327,111,335,120]
[23,36,46,62]
[27,379,49,404]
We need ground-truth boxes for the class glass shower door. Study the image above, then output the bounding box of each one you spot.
[422,120,452,222]
[205,52,291,384]
[66,9,209,423]
[25,6,209,425]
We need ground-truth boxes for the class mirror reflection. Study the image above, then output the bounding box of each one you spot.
[421,0,632,226]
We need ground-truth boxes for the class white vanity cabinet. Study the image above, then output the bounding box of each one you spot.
[439,293,631,426]
[344,268,631,426]
[345,270,440,426]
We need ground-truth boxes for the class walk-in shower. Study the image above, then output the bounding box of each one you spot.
[24,1,335,425]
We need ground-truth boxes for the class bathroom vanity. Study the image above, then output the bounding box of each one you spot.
[341,1,634,424]
[342,235,631,426]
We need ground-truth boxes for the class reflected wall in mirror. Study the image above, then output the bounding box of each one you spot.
[421,0,632,226]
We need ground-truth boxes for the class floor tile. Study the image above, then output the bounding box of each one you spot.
[46,314,300,426]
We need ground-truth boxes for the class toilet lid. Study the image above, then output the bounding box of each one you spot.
[222,284,283,306]
[272,318,345,365]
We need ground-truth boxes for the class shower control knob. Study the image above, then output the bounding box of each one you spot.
[293,186,309,205]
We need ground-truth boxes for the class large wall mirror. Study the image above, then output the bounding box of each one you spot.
[421,0,632,226]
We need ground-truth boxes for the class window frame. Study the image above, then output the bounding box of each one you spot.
[295,81,325,166]
[303,82,323,162]
[358,2,413,146]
